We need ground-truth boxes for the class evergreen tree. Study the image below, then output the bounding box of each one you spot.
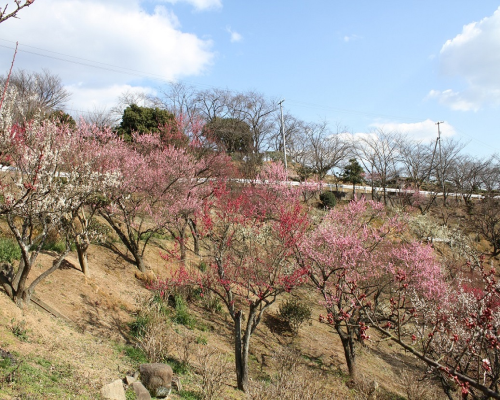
[342,158,364,198]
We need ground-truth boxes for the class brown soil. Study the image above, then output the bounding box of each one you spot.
[0,237,453,399]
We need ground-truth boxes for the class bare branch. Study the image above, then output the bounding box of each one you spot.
[0,1,36,24]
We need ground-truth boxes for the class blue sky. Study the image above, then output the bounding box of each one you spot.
[1,0,500,157]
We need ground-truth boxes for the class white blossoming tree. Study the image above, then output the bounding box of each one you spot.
[0,117,121,307]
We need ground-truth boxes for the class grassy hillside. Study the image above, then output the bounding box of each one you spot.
[0,212,468,399]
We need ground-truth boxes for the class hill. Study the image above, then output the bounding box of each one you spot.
[0,223,452,399]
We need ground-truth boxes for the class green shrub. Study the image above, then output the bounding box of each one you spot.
[128,314,151,338]
[167,357,191,375]
[173,295,195,329]
[195,335,207,345]
[123,345,148,365]
[278,298,312,334]
[11,319,29,342]
[177,389,202,399]
[198,260,207,272]
[201,292,223,314]
[319,191,337,209]
[0,237,21,264]
[41,239,68,253]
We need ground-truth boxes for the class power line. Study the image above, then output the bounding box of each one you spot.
[1,39,498,153]
[0,39,434,123]
[0,38,167,79]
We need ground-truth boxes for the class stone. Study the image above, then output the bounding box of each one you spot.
[134,270,156,284]
[172,375,182,392]
[139,363,173,398]
[100,379,126,400]
[132,381,152,400]
[125,375,136,385]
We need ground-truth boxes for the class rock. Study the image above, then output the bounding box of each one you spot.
[140,363,173,398]
[172,375,182,392]
[132,381,152,400]
[368,380,379,400]
[134,271,156,284]
[125,375,136,385]
[101,379,126,400]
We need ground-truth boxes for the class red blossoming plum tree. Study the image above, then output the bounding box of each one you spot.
[154,163,311,392]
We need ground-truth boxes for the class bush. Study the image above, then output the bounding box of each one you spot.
[278,298,311,334]
[173,295,195,329]
[123,345,148,365]
[128,314,151,338]
[11,318,29,342]
[201,292,223,314]
[195,348,232,400]
[319,191,337,209]
[41,240,68,253]
[0,237,21,264]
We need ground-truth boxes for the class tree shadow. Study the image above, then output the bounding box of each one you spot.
[263,313,292,336]
[99,242,135,266]
[58,259,79,271]
[77,293,131,342]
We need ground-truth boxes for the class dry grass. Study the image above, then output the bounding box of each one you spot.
[0,230,452,399]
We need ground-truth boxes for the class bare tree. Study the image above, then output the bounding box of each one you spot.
[431,138,466,205]
[230,91,278,157]
[354,129,401,205]
[449,155,488,206]
[289,121,350,181]
[109,89,153,123]
[468,197,500,256]
[0,1,35,24]
[270,112,303,159]
[307,122,350,181]
[479,155,500,196]
[151,82,199,123]
[191,88,278,176]
[0,69,70,122]
[195,88,233,122]
[397,136,434,189]
[81,105,117,129]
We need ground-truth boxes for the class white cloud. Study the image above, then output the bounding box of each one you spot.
[159,0,222,11]
[339,131,377,143]
[343,34,361,43]
[226,26,242,43]
[426,89,479,112]
[369,119,456,142]
[0,0,214,115]
[429,6,500,110]
[65,84,156,113]
[338,120,456,158]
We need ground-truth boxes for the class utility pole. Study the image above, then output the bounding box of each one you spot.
[278,99,287,175]
[435,121,445,199]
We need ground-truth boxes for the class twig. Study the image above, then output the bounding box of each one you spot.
[0,41,18,111]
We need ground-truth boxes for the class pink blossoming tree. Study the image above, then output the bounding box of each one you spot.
[366,256,500,399]
[300,198,445,381]
[154,163,310,392]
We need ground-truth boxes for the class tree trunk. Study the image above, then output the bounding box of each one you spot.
[179,227,187,262]
[99,211,146,272]
[133,252,147,273]
[337,325,357,381]
[188,218,199,256]
[234,311,246,391]
[76,242,90,278]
